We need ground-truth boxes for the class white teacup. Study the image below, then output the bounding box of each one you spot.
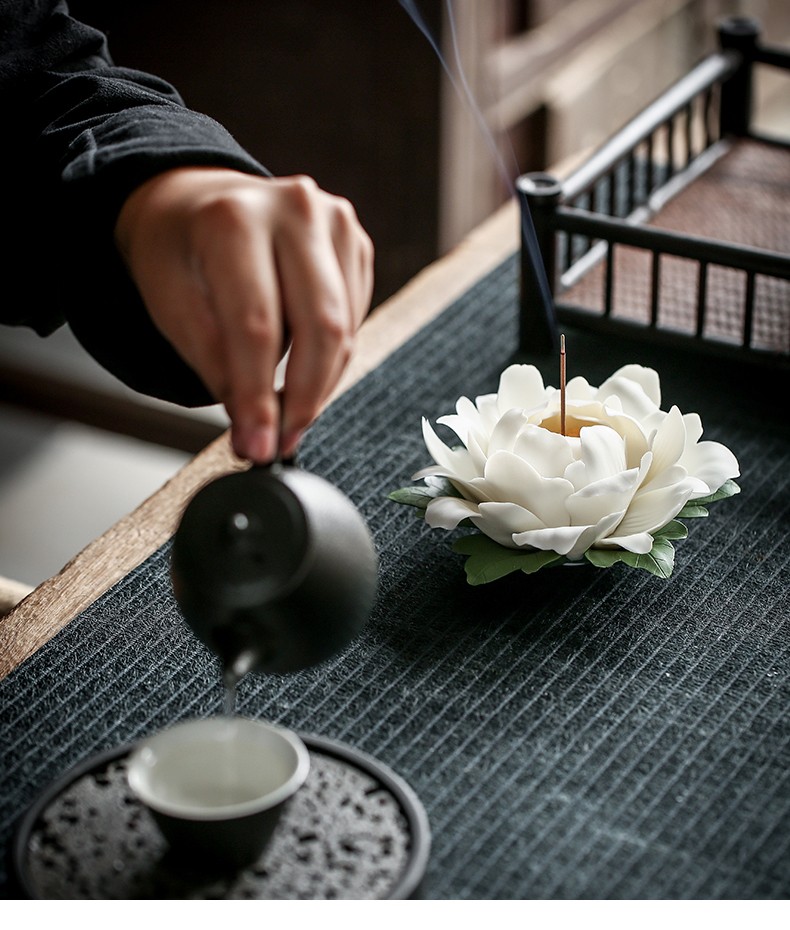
[127,717,310,869]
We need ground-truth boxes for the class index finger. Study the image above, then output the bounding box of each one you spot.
[194,200,284,463]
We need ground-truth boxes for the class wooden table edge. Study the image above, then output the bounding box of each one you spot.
[0,198,520,681]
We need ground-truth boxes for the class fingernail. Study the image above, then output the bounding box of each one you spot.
[236,425,277,464]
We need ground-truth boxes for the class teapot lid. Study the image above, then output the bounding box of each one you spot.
[171,466,310,610]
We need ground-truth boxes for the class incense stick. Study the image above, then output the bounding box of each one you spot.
[560,334,566,437]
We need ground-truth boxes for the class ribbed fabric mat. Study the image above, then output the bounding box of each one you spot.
[2,254,789,899]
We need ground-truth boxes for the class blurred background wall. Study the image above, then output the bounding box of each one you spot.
[71,0,790,304]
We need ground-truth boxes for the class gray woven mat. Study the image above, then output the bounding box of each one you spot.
[2,254,789,898]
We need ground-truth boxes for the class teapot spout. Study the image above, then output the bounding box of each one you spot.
[226,648,258,684]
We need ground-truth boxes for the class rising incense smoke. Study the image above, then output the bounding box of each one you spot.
[398,0,559,349]
[400,0,520,193]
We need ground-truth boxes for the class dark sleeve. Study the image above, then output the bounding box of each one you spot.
[0,0,270,406]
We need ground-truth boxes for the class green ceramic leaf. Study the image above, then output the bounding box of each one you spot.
[388,476,464,512]
[676,502,709,519]
[692,479,741,505]
[424,476,464,498]
[653,519,688,540]
[388,487,435,509]
[624,537,675,578]
[517,550,568,575]
[585,537,675,578]
[584,548,631,569]
[452,534,565,585]
[673,479,741,520]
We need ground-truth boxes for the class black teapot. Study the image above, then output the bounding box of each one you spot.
[171,464,378,680]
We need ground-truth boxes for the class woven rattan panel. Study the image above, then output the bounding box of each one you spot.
[562,139,790,353]
[2,254,789,898]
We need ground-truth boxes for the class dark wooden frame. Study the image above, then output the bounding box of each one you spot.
[517,16,790,367]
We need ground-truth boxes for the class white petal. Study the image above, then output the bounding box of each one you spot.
[475,394,500,436]
[525,387,556,422]
[645,405,686,484]
[436,414,470,446]
[561,400,649,468]
[556,398,605,420]
[411,465,490,504]
[565,467,641,526]
[412,463,451,480]
[496,364,546,414]
[677,437,740,497]
[421,418,478,481]
[570,510,628,558]
[579,424,628,482]
[641,410,667,434]
[424,496,480,530]
[466,431,489,475]
[513,510,623,559]
[439,397,489,451]
[483,450,573,526]
[458,395,484,429]
[609,417,650,469]
[608,364,661,406]
[598,532,654,554]
[683,412,704,445]
[565,375,595,401]
[616,482,694,536]
[638,462,690,494]
[596,369,660,420]
[473,501,545,548]
[564,459,588,491]
[488,408,529,455]
[599,412,649,468]
[512,524,591,555]
[513,425,576,476]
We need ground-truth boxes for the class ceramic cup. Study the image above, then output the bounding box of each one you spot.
[127,717,310,870]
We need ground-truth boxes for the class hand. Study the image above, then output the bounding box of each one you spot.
[114,167,374,462]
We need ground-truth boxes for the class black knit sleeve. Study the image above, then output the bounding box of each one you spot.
[1,0,270,406]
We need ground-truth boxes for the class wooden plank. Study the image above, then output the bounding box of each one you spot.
[0,197,520,681]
